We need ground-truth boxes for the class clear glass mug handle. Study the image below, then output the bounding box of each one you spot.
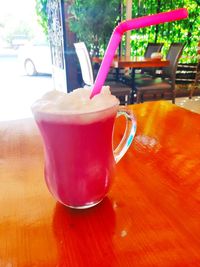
[113,106,137,163]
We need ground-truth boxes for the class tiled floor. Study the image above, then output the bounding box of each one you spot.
[175,96,200,114]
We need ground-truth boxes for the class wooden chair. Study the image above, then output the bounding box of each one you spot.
[144,42,164,58]
[135,43,184,104]
[189,60,200,98]
[74,42,131,105]
[121,42,164,84]
[141,42,164,77]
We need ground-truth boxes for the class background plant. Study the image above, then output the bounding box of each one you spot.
[68,0,121,56]
[35,0,48,35]
[36,0,200,62]
[121,0,200,62]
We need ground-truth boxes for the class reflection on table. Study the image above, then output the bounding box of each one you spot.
[1,101,200,266]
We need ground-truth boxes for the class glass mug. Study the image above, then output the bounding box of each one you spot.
[33,103,136,209]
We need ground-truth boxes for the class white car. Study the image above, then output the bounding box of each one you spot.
[18,40,52,75]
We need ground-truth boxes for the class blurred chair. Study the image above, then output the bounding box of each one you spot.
[135,43,184,104]
[74,42,131,105]
[141,42,164,77]
[189,59,200,98]
[144,42,164,58]
[121,42,164,84]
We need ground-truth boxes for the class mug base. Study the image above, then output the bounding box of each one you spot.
[62,198,104,209]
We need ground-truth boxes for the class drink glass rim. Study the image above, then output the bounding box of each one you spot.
[32,102,120,124]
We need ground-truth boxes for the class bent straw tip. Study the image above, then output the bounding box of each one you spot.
[175,7,188,18]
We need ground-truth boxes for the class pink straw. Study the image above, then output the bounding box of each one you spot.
[90,8,188,98]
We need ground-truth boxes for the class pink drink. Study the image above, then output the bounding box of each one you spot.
[32,88,136,208]
[36,108,116,208]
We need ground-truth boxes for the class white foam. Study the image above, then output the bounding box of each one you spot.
[32,86,119,123]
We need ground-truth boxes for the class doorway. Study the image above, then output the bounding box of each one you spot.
[0,0,53,121]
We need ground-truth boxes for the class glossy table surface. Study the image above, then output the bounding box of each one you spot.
[1,101,200,267]
[92,56,170,68]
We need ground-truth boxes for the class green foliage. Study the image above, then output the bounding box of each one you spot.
[35,0,48,35]
[35,0,200,62]
[125,0,200,63]
[69,0,121,55]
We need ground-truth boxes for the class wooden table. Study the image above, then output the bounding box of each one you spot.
[93,56,170,103]
[1,101,200,266]
[92,56,169,69]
